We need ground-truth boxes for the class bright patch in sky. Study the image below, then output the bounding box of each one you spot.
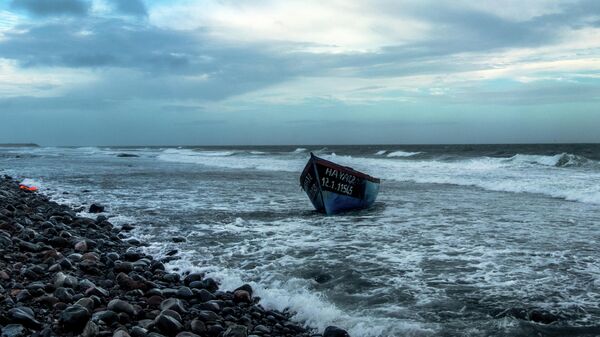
[0,0,599,145]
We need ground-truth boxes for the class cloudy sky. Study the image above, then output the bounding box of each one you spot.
[0,0,599,145]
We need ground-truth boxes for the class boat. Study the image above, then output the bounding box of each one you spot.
[300,153,380,215]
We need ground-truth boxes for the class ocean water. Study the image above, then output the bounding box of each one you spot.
[1,144,600,337]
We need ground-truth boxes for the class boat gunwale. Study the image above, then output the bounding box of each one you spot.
[310,154,381,183]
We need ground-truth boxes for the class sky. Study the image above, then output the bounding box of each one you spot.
[0,0,599,146]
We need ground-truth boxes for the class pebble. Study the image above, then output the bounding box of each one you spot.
[107,298,136,316]
[160,298,187,313]
[0,324,26,337]
[8,306,42,329]
[223,325,248,337]
[323,326,351,337]
[60,304,91,332]
[154,311,184,335]
[89,203,105,213]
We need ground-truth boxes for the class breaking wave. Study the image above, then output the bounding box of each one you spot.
[505,153,592,168]
[156,149,600,205]
[386,151,422,157]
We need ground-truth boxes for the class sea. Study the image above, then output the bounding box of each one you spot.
[1,144,599,337]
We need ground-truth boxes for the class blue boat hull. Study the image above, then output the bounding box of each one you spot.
[300,153,380,215]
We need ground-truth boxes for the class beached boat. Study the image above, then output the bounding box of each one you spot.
[300,153,380,215]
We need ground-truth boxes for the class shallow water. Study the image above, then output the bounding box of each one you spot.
[1,144,600,336]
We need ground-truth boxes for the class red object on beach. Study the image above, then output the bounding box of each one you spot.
[19,185,38,192]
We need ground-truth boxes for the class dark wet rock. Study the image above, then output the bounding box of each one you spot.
[208,325,225,337]
[175,333,200,337]
[176,286,193,299]
[113,330,131,337]
[114,261,134,273]
[15,239,40,252]
[147,295,164,307]
[223,325,248,337]
[54,271,79,288]
[123,251,143,262]
[126,238,142,246]
[116,153,139,158]
[154,311,183,336]
[130,326,148,337]
[58,258,74,270]
[8,306,42,329]
[183,273,203,286]
[75,240,89,252]
[86,286,109,297]
[89,203,105,213]
[55,287,75,302]
[0,324,26,337]
[252,325,270,334]
[161,309,182,323]
[190,319,206,334]
[196,289,216,302]
[189,278,218,292]
[196,310,220,322]
[234,284,253,296]
[49,236,70,247]
[195,300,220,312]
[323,326,350,337]
[75,297,96,312]
[60,304,91,332]
[92,310,119,325]
[108,299,136,316]
[528,309,560,324]
[15,289,31,302]
[35,294,59,306]
[233,290,251,303]
[106,252,120,260]
[171,236,186,243]
[82,320,99,337]
[116,272,147,290]
[160,298,187,313]
[120,223,135,231]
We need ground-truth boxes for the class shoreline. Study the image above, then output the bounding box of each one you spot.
[0,175,349,337]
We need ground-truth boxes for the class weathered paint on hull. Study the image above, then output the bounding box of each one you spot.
[300,153,380,215]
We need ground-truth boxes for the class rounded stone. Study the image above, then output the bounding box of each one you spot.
[323,326,351,337]
[60,305,91,332]
[107,299,135,316]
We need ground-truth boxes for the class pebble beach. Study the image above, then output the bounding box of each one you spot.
[0,175,348,337]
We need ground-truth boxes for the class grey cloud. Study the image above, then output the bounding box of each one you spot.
[107,0,147,17]
[1,1,599,108]
[10,0,90,17]
[0,18,323,100]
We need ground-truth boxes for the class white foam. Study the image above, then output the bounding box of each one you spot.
[156,149,600,205]
[386,151,422,157]
[158,148,304,172]
[375,150,387,155]
[322,154,600,205]
[507,153,562,166]
[155,250,435,337]
[292,148,308,153]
